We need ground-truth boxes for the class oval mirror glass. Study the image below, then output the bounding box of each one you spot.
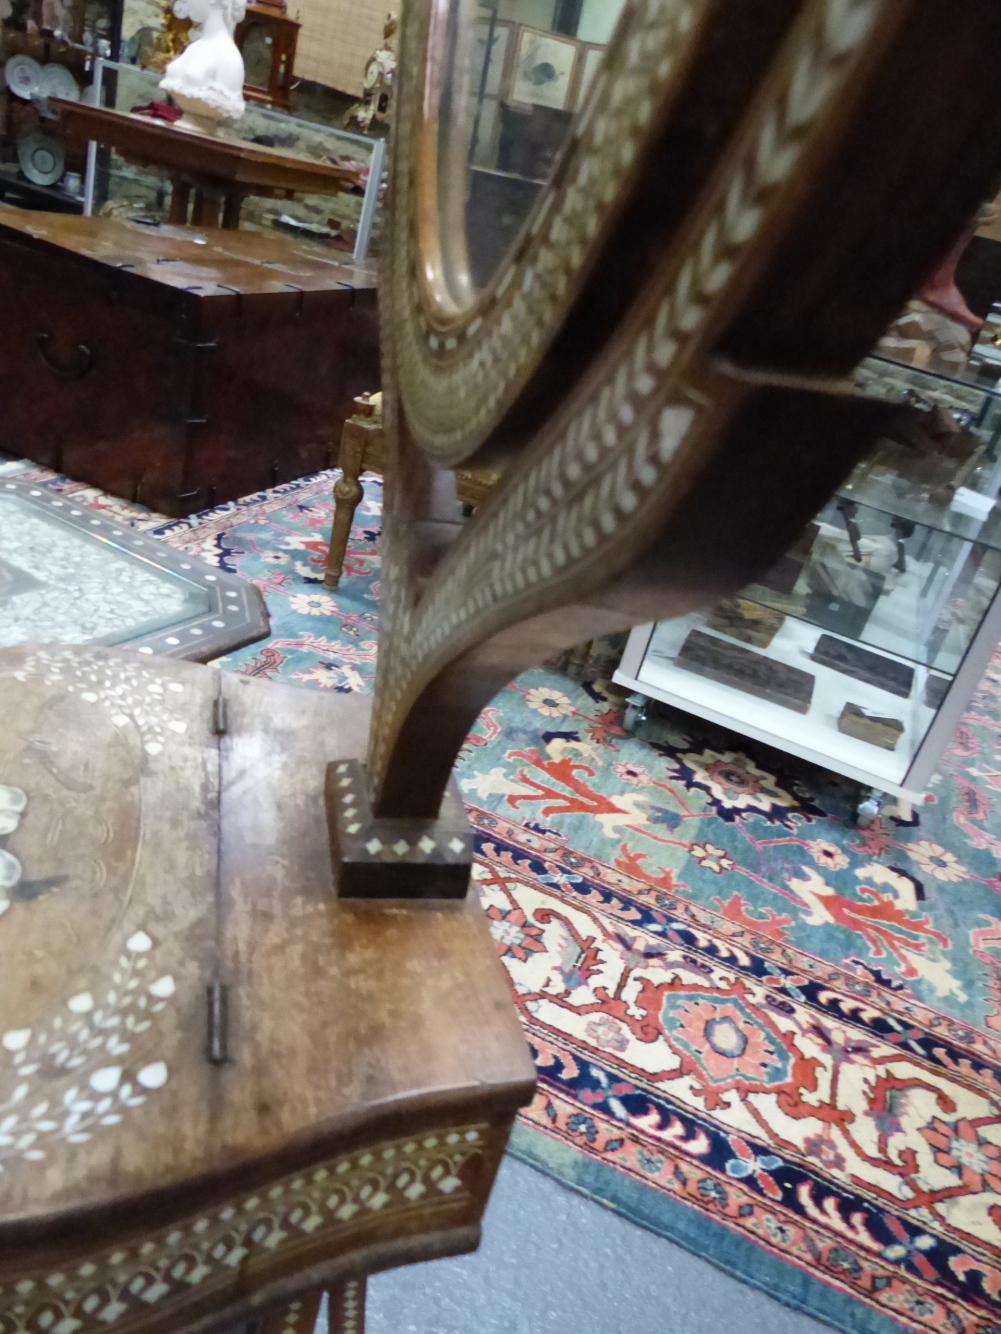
[430,0,626,308]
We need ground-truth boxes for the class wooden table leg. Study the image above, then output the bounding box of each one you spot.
[168,179,191,225]
[328,1279,366,1334]
[222,191,243,229]
[324,431,367,590]
[191,188,224,228]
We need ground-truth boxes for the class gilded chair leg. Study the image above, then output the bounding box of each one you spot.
[328,1278,366,1334]
[324,435,366,590]
[562,640,593,681]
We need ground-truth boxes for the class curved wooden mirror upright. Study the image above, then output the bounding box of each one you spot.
[2,5,1001,1334]
[370,0,1001,827]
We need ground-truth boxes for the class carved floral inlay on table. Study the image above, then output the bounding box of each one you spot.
[0,649,200,1172]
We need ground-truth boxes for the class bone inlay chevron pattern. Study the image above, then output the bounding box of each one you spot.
[370,0,888,794]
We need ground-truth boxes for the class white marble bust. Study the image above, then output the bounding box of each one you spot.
[160,0,247,135]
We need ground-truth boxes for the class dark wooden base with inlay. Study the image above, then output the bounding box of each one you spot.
[326,759,472,900]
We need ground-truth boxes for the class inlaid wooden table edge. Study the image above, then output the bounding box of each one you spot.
[0,648,534,1327]
[0,479,269,660]
[0,1070,530,1246]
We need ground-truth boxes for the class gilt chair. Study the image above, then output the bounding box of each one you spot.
[323,394,499,590]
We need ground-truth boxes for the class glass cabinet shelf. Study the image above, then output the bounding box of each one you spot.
[615,354,1001,803]
[632,612,944,791]
[855,353,1001,420]
[741,495,1001,677]
[837,461,1001,550]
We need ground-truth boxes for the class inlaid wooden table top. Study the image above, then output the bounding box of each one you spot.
[0,207,377,295]
[0,646,533,1239]
[55,100,361,198]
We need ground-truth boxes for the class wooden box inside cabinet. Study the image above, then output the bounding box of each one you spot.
[0,210,379,517]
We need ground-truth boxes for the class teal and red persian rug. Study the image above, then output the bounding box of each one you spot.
[5,459,1001,1334]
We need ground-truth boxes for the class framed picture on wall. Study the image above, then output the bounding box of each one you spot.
[572,43,604,112]
[508,26,578,112]
[472,16,513,98]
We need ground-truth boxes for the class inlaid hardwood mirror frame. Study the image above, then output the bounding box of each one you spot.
[368,0,1001,828]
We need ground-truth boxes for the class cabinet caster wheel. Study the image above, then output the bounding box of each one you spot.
[855,791,883,828]
[623,692,648,733]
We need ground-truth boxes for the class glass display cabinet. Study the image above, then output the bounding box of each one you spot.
[614,354,1001,821]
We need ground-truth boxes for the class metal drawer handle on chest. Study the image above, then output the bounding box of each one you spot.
[35,329,95,380]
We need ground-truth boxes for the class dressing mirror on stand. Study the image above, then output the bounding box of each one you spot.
[3,4,1001,1334]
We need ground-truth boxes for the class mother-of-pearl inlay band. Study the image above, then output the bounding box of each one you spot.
[0,1127,487,1334]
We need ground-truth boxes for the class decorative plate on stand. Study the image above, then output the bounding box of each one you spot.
[3,55,42,101]
[17,132,65,186]
[39,63,80,102]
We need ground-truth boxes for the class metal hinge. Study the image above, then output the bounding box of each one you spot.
[206,982,230,1066]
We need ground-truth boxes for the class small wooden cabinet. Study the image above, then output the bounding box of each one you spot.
[235,0,300,112]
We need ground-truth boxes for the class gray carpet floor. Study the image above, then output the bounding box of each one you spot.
[361,1155,832,1334]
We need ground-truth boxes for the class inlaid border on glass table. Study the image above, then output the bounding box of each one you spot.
[1,479,269,661]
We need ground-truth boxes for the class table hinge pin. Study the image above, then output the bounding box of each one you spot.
[206,982,229,1066]
[213,696,228,735]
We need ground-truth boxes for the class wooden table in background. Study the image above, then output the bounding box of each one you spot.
[55,100,361,229]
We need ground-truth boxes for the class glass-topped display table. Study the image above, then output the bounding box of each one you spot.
[613,355,1001,818]
[0,477,268,659]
